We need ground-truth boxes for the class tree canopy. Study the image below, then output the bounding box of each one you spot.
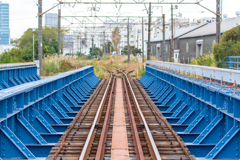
[0,26,69,63]
[121,45,142,55]
[212,25,240,67]
[110,27,121,55]
[89,47,103,57]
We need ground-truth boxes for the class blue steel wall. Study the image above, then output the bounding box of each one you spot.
[0,66,40,90]
[0,66,99,159]
[140,65,240,159]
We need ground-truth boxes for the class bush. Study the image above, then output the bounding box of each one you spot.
[191,54,214,66]
[138,65,145,77]
[213,25,240,67]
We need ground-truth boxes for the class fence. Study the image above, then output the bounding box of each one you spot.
[224,56,240,70]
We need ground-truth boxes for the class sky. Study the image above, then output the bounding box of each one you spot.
[6,0,240,39]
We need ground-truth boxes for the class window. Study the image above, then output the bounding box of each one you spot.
[124,35,127,38]
[145,28,147,31]
[166,45,168,53]
[131,41,134,44]
[140,39,141,41]
[157,32,159,34]
[212,40,216,45]
[186,43,189,53]
[196,40,203,56]
[125,41,127,44]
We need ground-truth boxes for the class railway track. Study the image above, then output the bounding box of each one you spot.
[47,69,195,160]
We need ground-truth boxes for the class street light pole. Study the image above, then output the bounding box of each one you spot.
[32,28,36,62]
[171,4,174,62]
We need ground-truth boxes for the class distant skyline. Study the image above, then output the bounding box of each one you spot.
[7,0,240,39]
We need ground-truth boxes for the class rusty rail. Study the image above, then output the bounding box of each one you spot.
[122,76,145,160]
[51,79,106,160]
[95,76,116,160]
[118,69,162,160]
[133,79,194,160]
[79,70,113,160]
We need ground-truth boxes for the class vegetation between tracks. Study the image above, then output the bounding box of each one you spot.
[42,54,148,79]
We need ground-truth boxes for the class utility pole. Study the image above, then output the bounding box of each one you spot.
[162,14,166,61]
[92,37,94,53]
[142,17,144,63]
[80,35,82,53]
[127,18,130,63]
[58,9,61,55]
[137,29,139,49]
[147,2,151,60]
[216,0,221,43]
[38,0,43,76]
[103,31,105,57]
[171,4,174,62]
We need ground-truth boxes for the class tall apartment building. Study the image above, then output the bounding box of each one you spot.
[0,1,9,45]
[45,13,58,27]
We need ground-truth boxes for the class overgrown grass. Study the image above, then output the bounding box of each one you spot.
[43,54,146,80]
[191,54,215,67]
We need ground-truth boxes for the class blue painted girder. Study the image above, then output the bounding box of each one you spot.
[139,65,240,159]
[0,66,100,159]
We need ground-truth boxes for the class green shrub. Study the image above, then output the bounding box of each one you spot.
[213,25,240,67]
[138,65,145,77]
[191,54,214,66]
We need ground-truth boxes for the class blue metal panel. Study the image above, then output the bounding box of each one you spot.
[0,66,99,159]
[140,65,240,159]
[0,66,40,91]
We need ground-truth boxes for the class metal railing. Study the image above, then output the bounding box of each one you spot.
[224,56,240,70]
[146,60,240,85]
[0,62,36,68]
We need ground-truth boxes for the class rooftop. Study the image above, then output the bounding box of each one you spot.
[180,17,240,39]
[150,22,207,42]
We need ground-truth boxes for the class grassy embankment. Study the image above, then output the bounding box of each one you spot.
[43,54,151,80]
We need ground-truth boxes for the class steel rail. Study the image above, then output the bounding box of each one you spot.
[79,71,113,160]
[132,79,194,160]
[122,76,145,160]
[95,76,116,160]
[51,79,106,160]
[119,70,161,160]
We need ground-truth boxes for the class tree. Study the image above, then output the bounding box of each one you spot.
[212,25,240,67]
[1,26,70,64]
[122,45,142,56]
[89,47,103,58]
[110,27,121,55]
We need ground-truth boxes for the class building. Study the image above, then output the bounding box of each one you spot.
[62,34,74,55]
[0,1,9,45]
[150,16,240,63]
[178,17,240,63]
[150,23,207,61]
[45,13,58,27]
[84,19,156,56]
